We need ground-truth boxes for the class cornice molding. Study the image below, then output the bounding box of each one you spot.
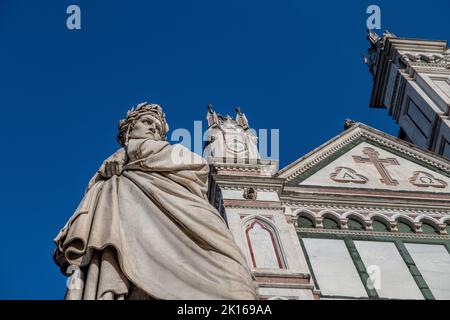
[220,185,280,192]
[223,199,283,210]
[284,202,450,216]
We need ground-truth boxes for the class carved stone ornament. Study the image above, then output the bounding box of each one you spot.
[243,187,258,200]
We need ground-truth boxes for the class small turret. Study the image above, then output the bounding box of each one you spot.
[204,105,259,161]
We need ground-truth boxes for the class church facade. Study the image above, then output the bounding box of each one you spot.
[204,33,450,300]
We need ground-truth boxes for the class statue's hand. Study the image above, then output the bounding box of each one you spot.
[101,159,124,178]
[98,148,126,179]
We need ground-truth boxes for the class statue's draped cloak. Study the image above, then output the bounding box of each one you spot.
[54,139,257,300]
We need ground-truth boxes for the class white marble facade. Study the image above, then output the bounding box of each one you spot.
[302,239,368,298]
[406,243,450,299]
[205,96,450,300]
[354,241,423,299]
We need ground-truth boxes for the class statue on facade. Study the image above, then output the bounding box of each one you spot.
[53,102,257,300]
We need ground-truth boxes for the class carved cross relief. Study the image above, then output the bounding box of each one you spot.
[326,147,448,189]
[352,147,400,186]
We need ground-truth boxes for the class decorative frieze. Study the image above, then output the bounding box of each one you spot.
[282,201,450,215]
[290,205,450,235]
[296,227,449,240]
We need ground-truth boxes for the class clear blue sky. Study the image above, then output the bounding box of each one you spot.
[0,0,449,299]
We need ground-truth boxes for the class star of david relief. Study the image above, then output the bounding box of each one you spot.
[352,147,400,186]
[408,171,448,189]
[330,167,368,184]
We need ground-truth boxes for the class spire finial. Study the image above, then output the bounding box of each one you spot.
[206,103,219,127]
[235,106,249,129]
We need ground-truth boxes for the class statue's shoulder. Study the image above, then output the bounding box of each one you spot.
[169,143,208,167]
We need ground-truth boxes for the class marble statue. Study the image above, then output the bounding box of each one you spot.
[53,102,257,300]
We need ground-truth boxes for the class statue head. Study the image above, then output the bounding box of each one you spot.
[117,102,170,146]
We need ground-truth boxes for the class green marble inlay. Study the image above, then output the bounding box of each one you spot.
[421,223,439,235]
[323,217,340,230]
[297,231,450,300]
[348,218,364,231]
[397,221,414,234]
[372,220,389,232]
[298,216,315,228]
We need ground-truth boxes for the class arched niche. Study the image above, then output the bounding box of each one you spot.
[421,222,439,234]
[244,218,285,269]
[322,216,340,230]
[347,217,365,231]
[396,219,415,234]
[297,215,315,228]
[372,219,390,232]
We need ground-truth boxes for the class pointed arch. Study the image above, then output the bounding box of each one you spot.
[243,216,285,269]
[241,214,273,226]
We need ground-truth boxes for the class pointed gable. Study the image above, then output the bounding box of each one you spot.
[277,123,450,194]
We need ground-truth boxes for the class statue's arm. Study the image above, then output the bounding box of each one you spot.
[98,147,127,178]
[86,148,127,191]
